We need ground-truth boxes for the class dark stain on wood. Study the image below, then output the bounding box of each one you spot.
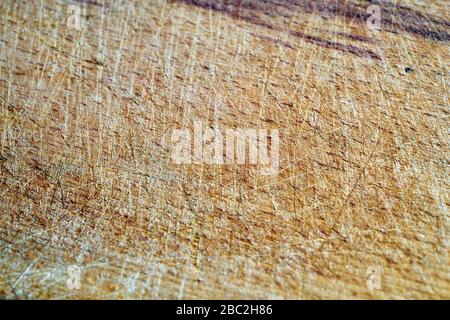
[177,0,450,59]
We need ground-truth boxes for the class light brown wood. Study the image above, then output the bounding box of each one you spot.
[0,0,449,299]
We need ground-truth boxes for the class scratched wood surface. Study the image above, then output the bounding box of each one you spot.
[0,0,449,299]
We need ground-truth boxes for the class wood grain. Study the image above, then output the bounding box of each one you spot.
[0,0,449,299]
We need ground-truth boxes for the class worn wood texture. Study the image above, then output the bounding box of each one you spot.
[0,0,449,299]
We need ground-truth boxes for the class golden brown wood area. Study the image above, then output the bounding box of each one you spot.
[0,0,449,299]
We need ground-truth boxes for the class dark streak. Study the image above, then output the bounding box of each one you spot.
[335,32,373,43]
[290,30,380,60]
[73,0,103,7]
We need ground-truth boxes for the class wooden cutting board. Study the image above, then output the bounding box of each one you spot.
[0,0,448,299]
